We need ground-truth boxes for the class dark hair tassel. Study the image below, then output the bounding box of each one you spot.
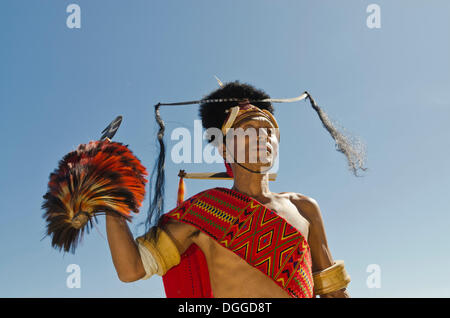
[306,92,368,177]
[146,103,166,235]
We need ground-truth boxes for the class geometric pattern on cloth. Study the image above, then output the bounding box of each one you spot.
[165,187,314,298]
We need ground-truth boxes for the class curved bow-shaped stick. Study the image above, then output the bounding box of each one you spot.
[147,91,368,231]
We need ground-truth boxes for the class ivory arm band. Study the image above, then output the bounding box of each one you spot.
[312,260,351,295]
[136,227,181,279]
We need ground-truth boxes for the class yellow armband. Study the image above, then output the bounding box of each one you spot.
[136,227,181,276]
[313,260,351,295]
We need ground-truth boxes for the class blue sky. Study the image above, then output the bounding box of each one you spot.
[1,0,449,297]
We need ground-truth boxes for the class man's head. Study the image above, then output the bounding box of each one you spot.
[199,81,280,174]
[199,81,274,144]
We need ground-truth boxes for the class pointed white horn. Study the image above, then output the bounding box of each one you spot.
[214,75,224,87]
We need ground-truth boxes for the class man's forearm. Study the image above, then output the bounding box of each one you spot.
[106,213,145,282]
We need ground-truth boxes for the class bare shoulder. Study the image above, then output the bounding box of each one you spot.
[278,191,322,223]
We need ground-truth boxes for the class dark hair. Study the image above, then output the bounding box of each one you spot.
[199,81,274,144]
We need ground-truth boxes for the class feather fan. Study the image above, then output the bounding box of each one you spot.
[42,139,148,253]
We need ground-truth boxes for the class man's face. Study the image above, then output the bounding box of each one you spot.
[222,115,279,173]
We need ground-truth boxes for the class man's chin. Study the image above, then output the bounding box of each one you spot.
[242,161,274,173]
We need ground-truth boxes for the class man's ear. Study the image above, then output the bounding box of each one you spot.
[218,142,226,159]
[218,141,233,163]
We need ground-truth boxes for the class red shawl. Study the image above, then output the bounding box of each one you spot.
[162,187,314,298]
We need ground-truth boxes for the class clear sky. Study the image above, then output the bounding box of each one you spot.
[1,0,449,298]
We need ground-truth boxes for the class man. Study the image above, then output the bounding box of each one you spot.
[106,81,354,298]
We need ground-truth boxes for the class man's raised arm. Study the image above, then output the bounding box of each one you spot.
[106,214,197,283]
[106,213,146,282]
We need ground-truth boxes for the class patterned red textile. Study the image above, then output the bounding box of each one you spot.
[162,187,314,298]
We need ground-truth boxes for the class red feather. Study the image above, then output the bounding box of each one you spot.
[42,140,148,253]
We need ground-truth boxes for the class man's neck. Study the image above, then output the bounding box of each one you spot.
[231,163,272,200]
